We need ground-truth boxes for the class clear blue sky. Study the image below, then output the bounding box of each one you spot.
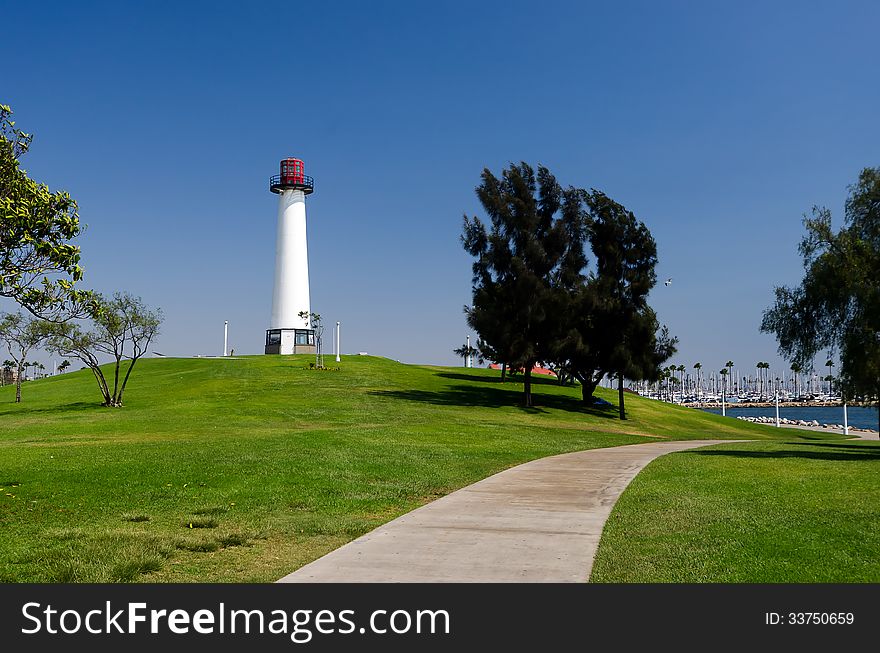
[5,1,879,378]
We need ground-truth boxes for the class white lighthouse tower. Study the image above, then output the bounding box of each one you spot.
[265,157,316,355]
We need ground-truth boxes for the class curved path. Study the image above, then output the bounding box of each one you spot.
[278,439,730,583]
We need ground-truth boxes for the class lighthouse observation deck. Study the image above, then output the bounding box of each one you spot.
[270,157,314,194]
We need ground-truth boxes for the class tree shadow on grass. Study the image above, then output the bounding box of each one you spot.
[368,384,619,418]
[435,371,564,388]
[0,401,100,415]
[795,441,880,451]
[692,443,880,462]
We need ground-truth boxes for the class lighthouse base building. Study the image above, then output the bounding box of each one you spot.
[264,328,314,355]
[265,157,316,355]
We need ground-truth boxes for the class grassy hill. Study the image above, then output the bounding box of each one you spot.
[0,355,837,582]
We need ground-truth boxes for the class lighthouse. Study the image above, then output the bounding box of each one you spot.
[264,157,316,355]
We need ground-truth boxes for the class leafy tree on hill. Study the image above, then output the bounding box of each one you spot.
[762,167,880,434]
[45,292,162,407]
[0,105,92,319]
[0,312,51,402]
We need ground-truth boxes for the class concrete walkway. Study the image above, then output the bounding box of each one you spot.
[278,439,729,583]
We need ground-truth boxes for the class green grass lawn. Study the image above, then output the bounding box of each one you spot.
[590,438,880,582]
[0,354,848,583]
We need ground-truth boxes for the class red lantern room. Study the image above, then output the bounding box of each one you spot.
[269,157,315,194]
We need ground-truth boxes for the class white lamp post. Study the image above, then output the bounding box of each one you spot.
[843,401,849,437]
[775,391,780,427]
[336,321,341,363]
[721,373,726,417]
[223,321,228,357]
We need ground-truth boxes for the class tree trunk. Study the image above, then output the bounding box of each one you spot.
[580,377,599,404]
[88,364,112,407]
[523,366,533,407]
[112,357,121,404]
[116,358,140,407]
[15,366,22,403]
[618,373,626,420]
[501,363,506,383]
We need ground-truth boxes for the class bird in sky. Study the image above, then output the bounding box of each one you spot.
[664,278,673,286]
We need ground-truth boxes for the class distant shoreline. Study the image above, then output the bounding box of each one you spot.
[684,401,875,409]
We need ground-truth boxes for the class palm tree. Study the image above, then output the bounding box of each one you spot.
[719,368,729,414]
[693,362,702,398]
[790,363,801,398]
[725,360,734,393]
[677,364,686,401]
[1,359,13,386]
[756,361,769,399]
[824,358,834,396]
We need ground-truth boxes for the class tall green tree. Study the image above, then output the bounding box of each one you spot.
[560,191,673,417]
[462,163,587,407]
[762,167,880,433]
[0,105,90,319]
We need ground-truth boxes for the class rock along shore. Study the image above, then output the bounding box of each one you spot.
[735,414,874,433]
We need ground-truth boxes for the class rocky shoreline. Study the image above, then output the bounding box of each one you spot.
[736,415,874,433]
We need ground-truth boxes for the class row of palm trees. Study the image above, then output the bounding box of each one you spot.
[0,359,70,385]
[639,357,838,401]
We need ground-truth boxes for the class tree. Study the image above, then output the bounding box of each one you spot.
[462,163,587,407]
[617,318,676,416]
[57,359,71,373]
[725,360,734,393]
[790,362,802,398]
[756,361,770,398]
[452,340,481,368]
[298,310,325,368]
[677,364,686,399]
[45,292,162,407]
[1,105,91,319]
[0,312,50,402]
[824,357,834,396]
[553,189,672,416]
[693,362,702,397]
[571,191,670,417]
[762,167,880,433]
